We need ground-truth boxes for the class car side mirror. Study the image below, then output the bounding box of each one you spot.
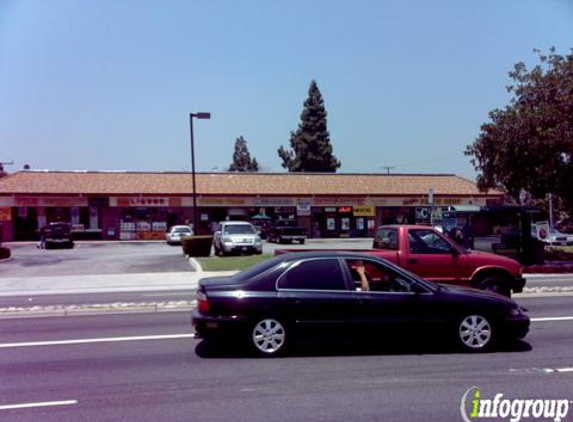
[411,283,428,294]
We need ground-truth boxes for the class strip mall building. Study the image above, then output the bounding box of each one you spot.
[0,171,502,242]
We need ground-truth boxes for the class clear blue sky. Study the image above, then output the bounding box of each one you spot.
[1,0,572,179]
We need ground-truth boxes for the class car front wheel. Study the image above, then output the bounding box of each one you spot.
[458,314,494,352]
[251,318,287,357]
[480,277,511,297]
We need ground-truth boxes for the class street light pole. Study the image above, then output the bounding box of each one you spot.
[189,112,211,235]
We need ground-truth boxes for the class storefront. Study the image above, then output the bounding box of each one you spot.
[0,171,502,241]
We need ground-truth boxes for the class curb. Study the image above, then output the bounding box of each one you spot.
[0,301,195,320]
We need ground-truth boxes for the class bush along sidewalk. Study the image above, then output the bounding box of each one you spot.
[181,235,213,257]
[0,246,11,260]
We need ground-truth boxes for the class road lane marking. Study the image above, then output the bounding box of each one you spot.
[0,334,195,349]
[557,367,573,372]
[531,316,573,322]
[0,400,77,411]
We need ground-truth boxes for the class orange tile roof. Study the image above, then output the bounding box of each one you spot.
[0,171,500,197]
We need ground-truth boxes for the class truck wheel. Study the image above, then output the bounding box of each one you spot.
[480,277,511,297]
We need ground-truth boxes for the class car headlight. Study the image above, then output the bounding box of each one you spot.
[509,306,526,316]
[255,237,262,244]
[222,236,233,244]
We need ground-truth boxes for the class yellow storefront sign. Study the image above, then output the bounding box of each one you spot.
[353,206,375,217]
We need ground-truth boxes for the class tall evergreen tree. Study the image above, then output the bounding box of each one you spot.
[228,136,259,172]
[278,80,341,172]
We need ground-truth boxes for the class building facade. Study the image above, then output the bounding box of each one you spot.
[0,171,502,242]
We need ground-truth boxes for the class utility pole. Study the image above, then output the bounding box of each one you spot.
[380,166,395,175]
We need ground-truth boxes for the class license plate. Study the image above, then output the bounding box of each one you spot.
[241,246,248,251]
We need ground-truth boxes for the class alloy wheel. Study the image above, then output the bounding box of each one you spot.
[459,315,492,350]
[252,318,286,356]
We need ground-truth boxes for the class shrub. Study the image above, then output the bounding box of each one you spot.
[181,235,213,257]
[0,246,11,260]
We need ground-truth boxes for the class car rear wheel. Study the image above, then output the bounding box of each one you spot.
[251,318,287,357]
[458,314,493,352]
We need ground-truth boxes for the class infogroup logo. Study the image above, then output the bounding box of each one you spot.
[460,387,571,422]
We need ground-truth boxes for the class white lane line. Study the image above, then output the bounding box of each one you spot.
[0,400,77,411]
[531,316,573,322]
[557,367,573,372]
[0,334,194,349]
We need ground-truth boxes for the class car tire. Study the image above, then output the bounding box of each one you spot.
[457,314,494,352]
[480,277,511,297]
[299,239,305,244]
[250,317,288,357]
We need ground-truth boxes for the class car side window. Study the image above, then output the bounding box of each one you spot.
[374,228,398,250]
[278,259,347,291]
[345,259,414,293]
[408,229,452,254]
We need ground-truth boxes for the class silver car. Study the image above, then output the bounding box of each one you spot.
[166,225,193,245]
[213,221,263,256]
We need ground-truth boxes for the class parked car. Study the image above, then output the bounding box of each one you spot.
[166,225,193,245]
[43,222,74,249]
[192,251,530,357]
[531,223,573,246]
[264,220,307,244]
[213,221,263,256]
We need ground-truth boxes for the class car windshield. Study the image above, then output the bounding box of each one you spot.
[174,227,191,233]
[225,225,256,235]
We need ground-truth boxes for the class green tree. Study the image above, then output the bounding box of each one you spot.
[228,136,259,172]
[278,80,341,172]
[465,48,573,207]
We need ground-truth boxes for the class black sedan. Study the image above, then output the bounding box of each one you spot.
[192,251,529,357]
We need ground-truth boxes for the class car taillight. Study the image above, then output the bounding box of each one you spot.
[196,290,210,314]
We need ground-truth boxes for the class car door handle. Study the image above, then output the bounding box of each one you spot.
[408,258,418,264]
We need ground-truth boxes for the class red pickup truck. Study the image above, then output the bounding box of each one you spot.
[275,225,525,297]
[368,225,525,296]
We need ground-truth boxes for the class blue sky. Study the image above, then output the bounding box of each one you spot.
[1,0,572,179]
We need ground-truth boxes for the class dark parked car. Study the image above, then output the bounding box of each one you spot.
[43,222,74,249]
[264,220,307,244]
[192,251,529,357]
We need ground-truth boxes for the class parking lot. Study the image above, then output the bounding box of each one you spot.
[0,238,374,278]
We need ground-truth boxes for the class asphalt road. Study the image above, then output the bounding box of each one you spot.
[1,296,572,422]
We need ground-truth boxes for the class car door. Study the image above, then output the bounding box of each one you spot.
[213,223,223,248]
[344,258,428,338]
[404,228,468,283]
[277,257,358,338]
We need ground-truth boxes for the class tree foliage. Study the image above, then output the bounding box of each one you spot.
[228,136,259,172]
[278,80,341,172]
[466,48,573,207]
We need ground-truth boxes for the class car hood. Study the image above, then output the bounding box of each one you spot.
[439,283,516,306]
[465,250,521,271]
